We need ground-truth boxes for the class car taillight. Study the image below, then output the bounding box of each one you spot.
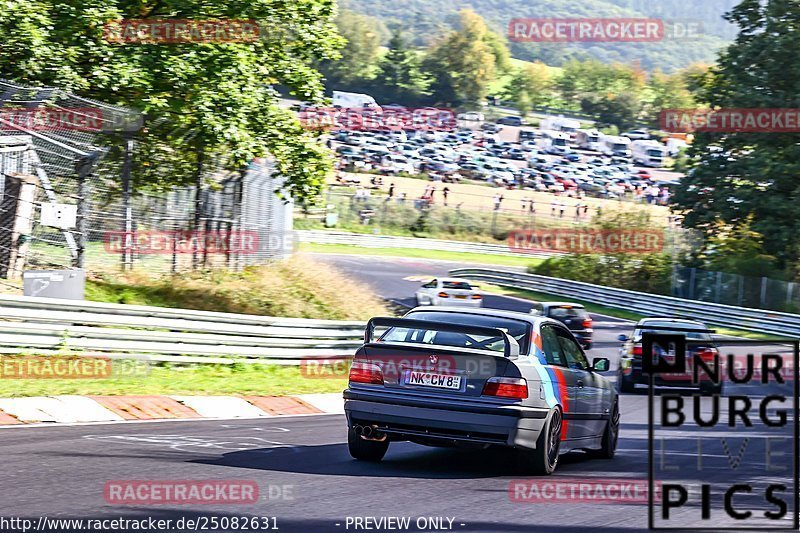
[471,294,482,299]
[696,347,719,362]
[582,318,593,328]
[632,345,642,357]
[437,292,449,298]
[348,361,384,385]
[482,377,528,399]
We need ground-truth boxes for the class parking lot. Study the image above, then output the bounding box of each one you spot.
[331,117,685,213]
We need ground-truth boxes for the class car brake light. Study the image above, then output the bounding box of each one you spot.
[696,347,719,362]
[632,345,642,357]
[348,361,384,385]
[471,294,482,299]
[482,377,528,399]
[437,292,449,298]
[582,318,593,328]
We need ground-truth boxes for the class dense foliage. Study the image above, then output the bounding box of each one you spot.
[0,0,344,203]
[672,0,800,278]
[343,0,738,71]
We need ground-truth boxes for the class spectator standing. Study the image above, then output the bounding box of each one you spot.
[493,194,501,211]
[660,187,670,205]
[442,186,450,206]
[388,183,395,199]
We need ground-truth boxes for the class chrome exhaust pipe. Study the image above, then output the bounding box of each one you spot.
[362,425,387,442]
[353,425,363,436]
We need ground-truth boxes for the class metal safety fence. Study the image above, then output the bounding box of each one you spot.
[449,268,800,337]
[0,293,363,364]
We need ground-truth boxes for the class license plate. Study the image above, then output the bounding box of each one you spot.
[406,371,462,390]
[455,295,467,299]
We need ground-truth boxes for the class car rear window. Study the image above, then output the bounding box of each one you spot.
[442,281,472,290]
[388,311,531,355]
[548,306,589,319]
[634,322,712,341]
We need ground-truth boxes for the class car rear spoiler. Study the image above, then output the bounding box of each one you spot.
[365,317,521,358]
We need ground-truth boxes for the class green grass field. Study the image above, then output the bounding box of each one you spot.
[299,242,543,268]
[0,360,348,397]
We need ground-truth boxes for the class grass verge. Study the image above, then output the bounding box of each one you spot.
[299,242,543,268]
[0,360,348,397]
[85,255,388,320]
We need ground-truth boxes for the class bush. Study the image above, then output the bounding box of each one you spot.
[529,253,673,295]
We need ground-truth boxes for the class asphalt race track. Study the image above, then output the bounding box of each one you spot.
[1,254,795,532]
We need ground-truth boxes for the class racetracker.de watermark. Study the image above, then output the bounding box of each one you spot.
[0,107,142,132]
[660,108,800,133]
[103,19,261,44]
[104,480,260,505]
[298,107,457,132]
[0,355,149,379]
[103,231,262,255]
[508,229,664,255]
[508,18,703,42]
[509,478,660,504]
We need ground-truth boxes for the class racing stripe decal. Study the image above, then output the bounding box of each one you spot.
[550,367,569,440]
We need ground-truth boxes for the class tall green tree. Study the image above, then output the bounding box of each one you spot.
[644,68,696,128]
[0,0,343,203]
[373,29,431,104]
[319,9,386,88]
[672,0,800,275]
[502,62,553,115]
[422,9,509,106]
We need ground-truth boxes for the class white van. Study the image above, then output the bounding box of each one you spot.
[575,129,602,151]
[600,135,632,157]
[631,140,667,167]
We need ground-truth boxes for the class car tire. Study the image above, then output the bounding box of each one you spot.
[517,408,562,475]
[617,372,635,394]
[348,426,389,462]
[590,400,619,459]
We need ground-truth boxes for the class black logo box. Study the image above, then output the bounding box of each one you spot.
[643,332,799,531]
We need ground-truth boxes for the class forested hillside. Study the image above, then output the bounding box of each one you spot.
[342,0,738,71]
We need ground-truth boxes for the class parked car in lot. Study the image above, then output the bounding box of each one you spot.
[617,318,721,395]
[414,278,483,307]
[457,111,485,121]
[530,302,593,349]
[621,129,650,140]
[344,307,619,474]
[481,123,501,133]
[496,115,523,126]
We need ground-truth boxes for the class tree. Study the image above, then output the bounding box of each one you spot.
[556,59,646,107]
[672,0,800,275]
[580,91,643,131]
[373,29,431,104]
[319,9,386,88]
[700,216,778,277]
[643,68,696,128]
[502,62,553,115]
[422,9,509,106]
[0,0,344,203]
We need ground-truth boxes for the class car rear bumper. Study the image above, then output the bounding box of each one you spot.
[344,389,549,449]
[432,297,482,307]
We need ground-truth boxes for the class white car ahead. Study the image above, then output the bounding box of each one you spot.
[415,278,483,308]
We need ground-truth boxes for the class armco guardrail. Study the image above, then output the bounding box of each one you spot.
[450,268,800,338]
[0,294,364,364]
[296,230,554,258]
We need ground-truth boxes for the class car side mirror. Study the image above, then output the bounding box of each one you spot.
[592,357,610,372]
[617,334,629,342]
